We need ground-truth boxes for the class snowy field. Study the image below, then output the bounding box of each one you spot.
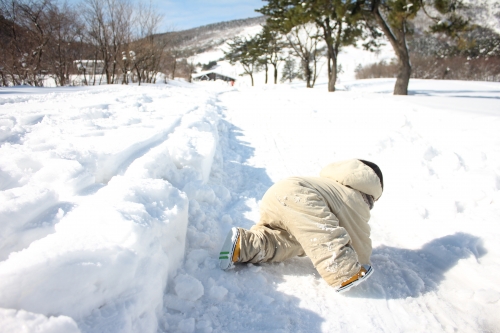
[0,78,499,333]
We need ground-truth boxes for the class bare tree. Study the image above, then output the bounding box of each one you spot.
[82,0,108,84]
[281,54,299,83]
[45,3,84,86]
[0,0,167,87]
[82,0,133,84]
[162,48,183,80]
[286,24,323,88]
[127,0,164,85]
[0,0,55,86]
[108,0,133,83]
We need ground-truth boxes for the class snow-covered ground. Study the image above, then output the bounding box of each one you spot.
[1,77,499,333]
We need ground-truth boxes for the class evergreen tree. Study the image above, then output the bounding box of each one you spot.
[363,0,469,95]
[224,36,261,86]
[281,55,299,82]
[257,0,368,92]
[255,25,286,84]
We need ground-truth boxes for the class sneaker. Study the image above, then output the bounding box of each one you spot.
[336,264,373,293]
[219,227,240,270]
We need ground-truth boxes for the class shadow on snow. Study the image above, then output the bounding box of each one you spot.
[347,232,486,299]
[214,116,325,332]
[409,90,500,99]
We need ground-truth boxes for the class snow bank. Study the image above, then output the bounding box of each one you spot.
[0,176,188,332]
[0,84,222,332]
[0,185,59,260]
[0,308,80,333]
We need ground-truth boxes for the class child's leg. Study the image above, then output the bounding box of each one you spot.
[238,224,305,263]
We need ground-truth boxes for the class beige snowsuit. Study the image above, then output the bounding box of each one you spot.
[238,159,383,287]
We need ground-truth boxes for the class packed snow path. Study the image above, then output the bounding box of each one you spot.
[0,79,499,333]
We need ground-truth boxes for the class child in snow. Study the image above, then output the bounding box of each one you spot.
[219,159,383,293]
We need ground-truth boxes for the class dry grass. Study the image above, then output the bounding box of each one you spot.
[355,56,500,82]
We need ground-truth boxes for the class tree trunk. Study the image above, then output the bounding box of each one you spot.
[1,72,7,86]
[92,55,97,85]
[273,64,278,84]
[394,53,411,95]
[305,61,312,88]
[312,49,319,88]
[372,0,411,95]
[82,67,88,86]
[328,56,337,92]
[250,73,254,86]
[105,66,110,84]
[172,61,177,80]
[122,64,128,84]
[327,52,332,87]
[132,64,141,86]
[265,63,268,84]
[325,34,335,92]
[319,19,336,92]
[111,59,117,84]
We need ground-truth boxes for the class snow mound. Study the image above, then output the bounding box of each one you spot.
[0,308,80,333]
[0,84,222,332]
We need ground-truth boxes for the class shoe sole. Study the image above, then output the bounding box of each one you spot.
[219,227,240,270]
[336,265,374,293]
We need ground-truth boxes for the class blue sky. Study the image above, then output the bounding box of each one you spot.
[154,0,264,31]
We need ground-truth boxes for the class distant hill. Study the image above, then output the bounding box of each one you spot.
[156,16,266,56]
[154,3,500,83]
[155,1,500,60]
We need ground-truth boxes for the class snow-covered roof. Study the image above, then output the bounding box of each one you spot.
[192,71,236,80]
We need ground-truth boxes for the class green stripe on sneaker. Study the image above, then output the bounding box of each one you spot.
[219,256,229,259]
[220,252,229,255]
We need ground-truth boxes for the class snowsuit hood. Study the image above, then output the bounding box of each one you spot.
[319,159,383,201]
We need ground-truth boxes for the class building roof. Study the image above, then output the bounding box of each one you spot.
[192,71,236,81]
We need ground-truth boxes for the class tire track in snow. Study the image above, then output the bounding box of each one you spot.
[0,84,222,333]
[94,112,186,184]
